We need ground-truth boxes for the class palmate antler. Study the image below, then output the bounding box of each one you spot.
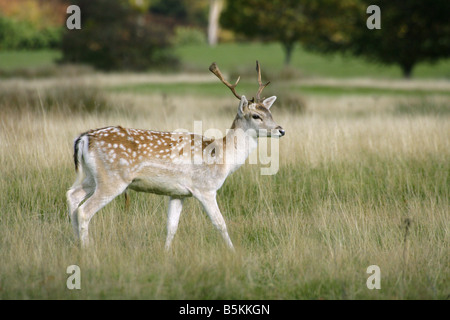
[209,60,271,103]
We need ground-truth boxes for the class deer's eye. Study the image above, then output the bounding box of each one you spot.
[252,114,262,120]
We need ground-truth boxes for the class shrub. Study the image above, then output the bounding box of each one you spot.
[172,26,206,46]
[60,0,179,71]
[0,15,61,50]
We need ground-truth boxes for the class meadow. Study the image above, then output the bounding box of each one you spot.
[0,44,449,299]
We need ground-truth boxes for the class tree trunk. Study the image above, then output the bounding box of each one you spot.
[208,0,224,46]
[401,62,414,79]
[283,42,295,66]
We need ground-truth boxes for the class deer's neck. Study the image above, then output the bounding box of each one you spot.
[223,116,258,174]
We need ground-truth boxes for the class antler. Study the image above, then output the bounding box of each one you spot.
[255,60,270,102]
[209,62,241,100]
[209,61,270,102]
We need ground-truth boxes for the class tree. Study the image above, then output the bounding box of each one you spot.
[221,0,358,65]
[335,0,450,78]
[221,0,450,77]
[149,0,209,27]
[61,0,178,71]
[0,0,65,50]
[208,0,224,46]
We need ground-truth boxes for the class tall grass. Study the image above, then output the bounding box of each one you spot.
[0,83,108,115]
[0,79,448,299]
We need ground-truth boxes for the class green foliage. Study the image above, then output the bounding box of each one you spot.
[172,26,207,46]
[221,0,450,78]
[221,0,358,65]
[60,0,178,71]
[286,0,450,78]
[340,0,450,78]
[150,0,209,27]
[0,15,61,50]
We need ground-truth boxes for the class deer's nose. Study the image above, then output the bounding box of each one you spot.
[277,126,285,137]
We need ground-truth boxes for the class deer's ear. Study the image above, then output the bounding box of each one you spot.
[262,96,277,109]
[238,95,248,116]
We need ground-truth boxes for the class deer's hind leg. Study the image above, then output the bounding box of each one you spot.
[75,180,128,247]
[67,173,95,240]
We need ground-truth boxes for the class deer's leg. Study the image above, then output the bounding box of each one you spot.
[76,182,127,247]
[67,177,95,240]
[165,197,184,251]
[196,192,234,251]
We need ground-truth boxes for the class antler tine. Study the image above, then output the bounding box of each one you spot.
[209,62,241,100]
[255,60,270,101]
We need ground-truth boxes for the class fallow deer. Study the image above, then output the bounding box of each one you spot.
[66,61,285,250]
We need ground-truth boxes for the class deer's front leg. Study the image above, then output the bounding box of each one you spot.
[165,197,184,251]
[196,191,234,251]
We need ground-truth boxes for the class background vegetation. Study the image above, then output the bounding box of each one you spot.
[1,0,449,77]
[0,0,64,50]
[222,0,450,78]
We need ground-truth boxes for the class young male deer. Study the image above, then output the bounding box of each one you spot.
[66,61,285,250]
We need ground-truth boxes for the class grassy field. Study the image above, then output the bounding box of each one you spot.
[1,43,450,78]
[0,47,449,299]
[0,50,61,71]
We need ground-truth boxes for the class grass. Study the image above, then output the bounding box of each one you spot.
[176,43,450,79]
[1,43,450,79]
[0,50,61,71]
[110,81,450,97]
[0,83,108,115]
[0,76,448,299]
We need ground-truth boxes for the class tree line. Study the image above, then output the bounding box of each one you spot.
[0,0,448,78]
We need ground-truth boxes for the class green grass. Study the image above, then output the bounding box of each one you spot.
[0,155,447,299]
[0,50,61,70]
[1,43,449,79]
[176,43,450,79]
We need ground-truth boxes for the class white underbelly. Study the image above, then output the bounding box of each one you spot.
[128,176,192,196]
[124,160,226,196]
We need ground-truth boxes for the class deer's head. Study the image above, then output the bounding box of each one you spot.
[209,61,285,138]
